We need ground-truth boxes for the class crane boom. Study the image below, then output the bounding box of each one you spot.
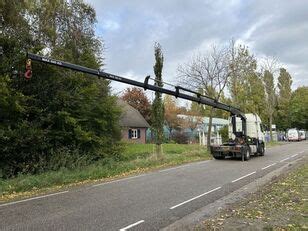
[26,52,267,162]
[27,53,245,120]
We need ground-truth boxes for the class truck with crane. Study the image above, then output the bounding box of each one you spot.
[25,53,266,161]
[211,113,265,160]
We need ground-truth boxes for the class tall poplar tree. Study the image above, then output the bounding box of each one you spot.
[228,43,268,124]
[151,43,164,159]
[276,68,292,130]
[229,44,260,113]
[289,87,308,129]
[263,70,276,140]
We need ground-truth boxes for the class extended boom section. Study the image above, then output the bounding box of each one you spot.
[27,53,265,161]
[27,53,244,119]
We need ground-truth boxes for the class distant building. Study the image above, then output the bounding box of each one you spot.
[197,117,229,145]
[146,115,228,144]
[118,99,150,144]
[197,117,229,134]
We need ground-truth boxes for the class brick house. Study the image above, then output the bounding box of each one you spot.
[118,99,150,144]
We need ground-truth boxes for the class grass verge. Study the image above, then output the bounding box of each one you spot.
[200,163,307,230]
[0,143,210,202]
[266,141,285,147]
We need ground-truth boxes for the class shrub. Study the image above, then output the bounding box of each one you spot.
[172,132,189,144]
[219,125,229,143]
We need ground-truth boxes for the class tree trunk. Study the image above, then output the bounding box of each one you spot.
[269,114,273,141]
[155,144,163,160]
[207,107,214,151]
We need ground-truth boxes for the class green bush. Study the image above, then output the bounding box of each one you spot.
[0,1,123,178]
[219,125,229,143]
[172,132,189,144]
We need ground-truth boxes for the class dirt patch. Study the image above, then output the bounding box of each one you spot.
[199,163,308,230]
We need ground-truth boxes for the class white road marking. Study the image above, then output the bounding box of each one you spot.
[123,175,146,181]
[261,163,276,170]
[159,165,186,172]
[159,160,211,173]
[93,160,211,187]
[119,220,145,231]
[0,191,69,207]
[280,157,290,162]
[231,171,256,183]
[196,160,211,165]
[169,186,221,210]
[92,174,146,188]
[299,151,304,154]
[291,153,299,158]
[92,179,124,187]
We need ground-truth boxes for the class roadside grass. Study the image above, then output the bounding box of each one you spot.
[0,143,210,202]
[200,163,307,230]
[266,141,286,147]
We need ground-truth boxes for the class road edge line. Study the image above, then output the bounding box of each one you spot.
[170,187,221,210]
[231,171,256,183]
[0,191,69,207]
[161,155,307,231]
[119,220,144,231]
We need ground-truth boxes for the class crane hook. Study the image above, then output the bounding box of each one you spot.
[24,59,32,79]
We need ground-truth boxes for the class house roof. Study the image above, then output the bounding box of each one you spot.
[201,117,229,125]
[117,99,150,128]
[177,114,228,125]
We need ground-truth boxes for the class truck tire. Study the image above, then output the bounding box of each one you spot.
[213,155,225,160]
[244,147,250,161]
[259,143,265,156]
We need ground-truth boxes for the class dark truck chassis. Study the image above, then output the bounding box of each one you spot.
[211,138,265,161]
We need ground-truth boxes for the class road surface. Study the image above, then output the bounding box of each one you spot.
[0,141,307,231]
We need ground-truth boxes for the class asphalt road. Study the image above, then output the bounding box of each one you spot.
[1,141,307,231]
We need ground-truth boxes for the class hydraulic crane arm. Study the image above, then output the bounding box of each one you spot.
[27,53,246,120]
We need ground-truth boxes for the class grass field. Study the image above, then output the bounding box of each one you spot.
[201,163,307,230]
[0,143,210,201]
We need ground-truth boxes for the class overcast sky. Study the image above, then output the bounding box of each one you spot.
[86,0,308,95]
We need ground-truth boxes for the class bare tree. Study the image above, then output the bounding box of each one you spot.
[177,43,231,150]
[260,56,279,74]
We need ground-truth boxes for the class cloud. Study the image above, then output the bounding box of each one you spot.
[101,20,120,31]
[86,0,308,91]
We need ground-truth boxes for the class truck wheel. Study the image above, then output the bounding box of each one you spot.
[214,155,224,160]
[259,144,265,156]
[244,148,250,161]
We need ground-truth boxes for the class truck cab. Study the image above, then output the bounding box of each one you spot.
[211,113,265,161]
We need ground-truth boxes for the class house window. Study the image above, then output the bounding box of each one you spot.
[129,129,141,139]
[131,129,138,139]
